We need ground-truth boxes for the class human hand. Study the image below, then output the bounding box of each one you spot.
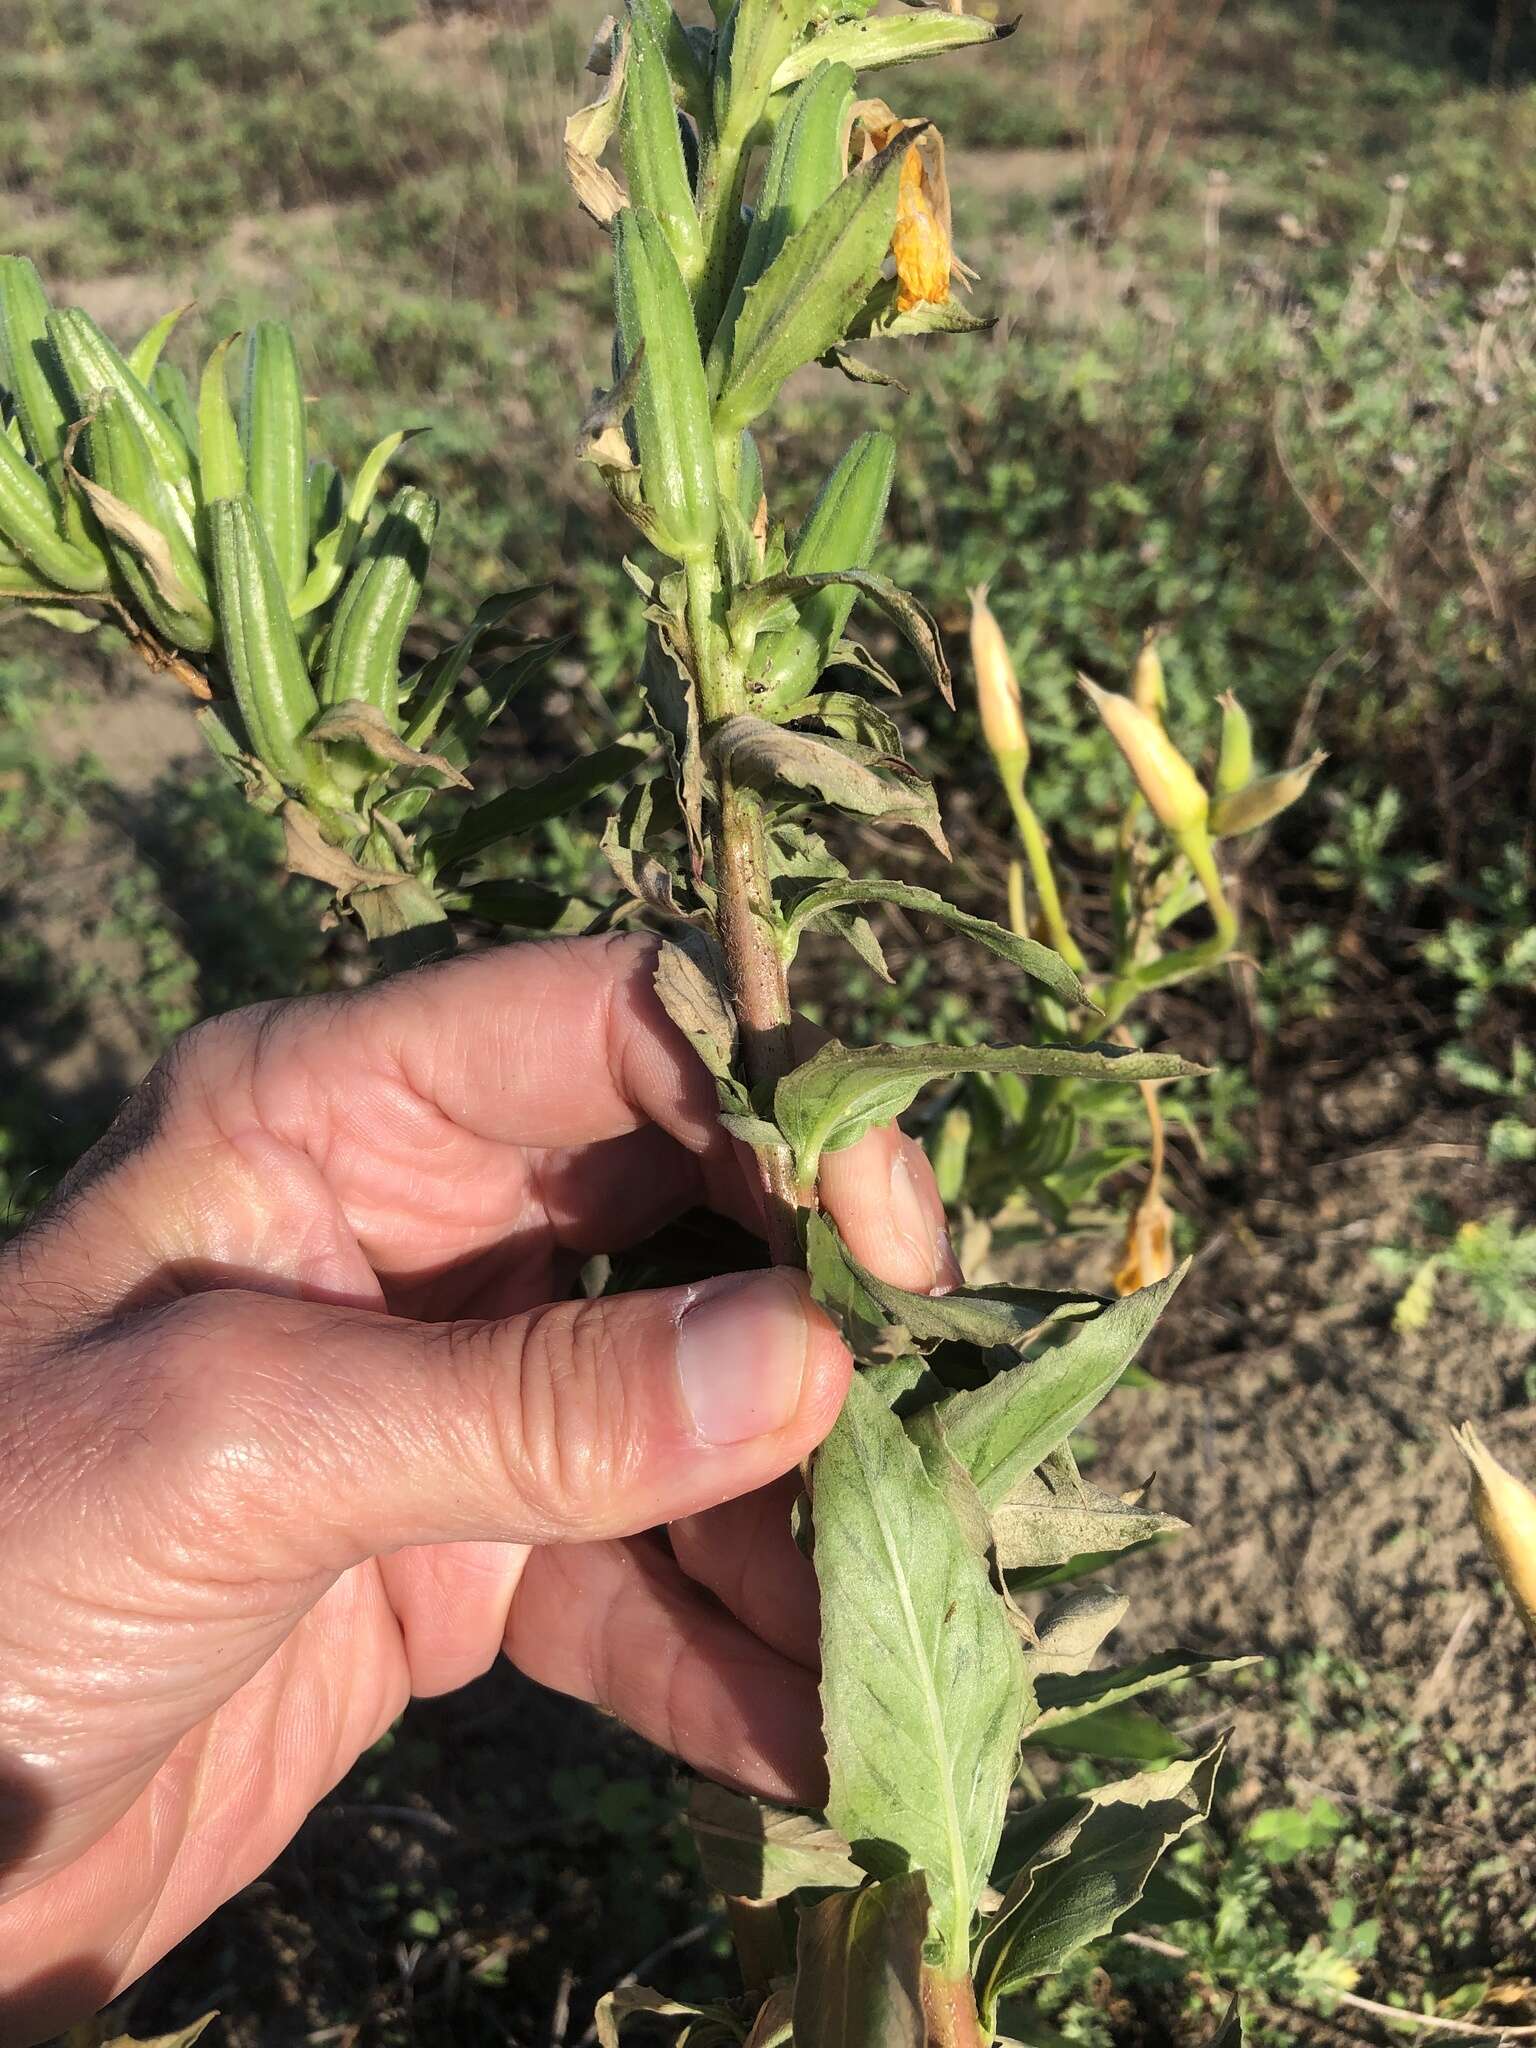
[0,933,958,2041]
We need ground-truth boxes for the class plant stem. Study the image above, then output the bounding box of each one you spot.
[684,556,803,1266]
[1095,826,1237,1033]
[921,1970,987,2048]
[1000,764,1086,974]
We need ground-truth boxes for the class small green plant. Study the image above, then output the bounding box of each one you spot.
[2,3,1252,2033]
[1376,1203,1536,1336]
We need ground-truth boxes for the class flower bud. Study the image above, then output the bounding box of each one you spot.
[1214,690,1253,798]
[970,584,1028,768]
[1079,674,1207,835]
[1131,630,1166,718]
[1209,751,1325,838]
[1453,1422,1536,1643]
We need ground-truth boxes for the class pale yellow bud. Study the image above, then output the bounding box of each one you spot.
[1453,1422,1536,1643]
[1078,675,1208,835]
[1210,751,1326,838]
[1131,630,1166,719]
[1113,1181,1175,1296]
[969,584,1029,768]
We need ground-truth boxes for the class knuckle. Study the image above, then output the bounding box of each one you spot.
[479,1299,636,1536]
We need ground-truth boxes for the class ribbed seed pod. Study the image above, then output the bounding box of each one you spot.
[48,308,197,532]
[240,322,310,600]
[0,425,108,592]
[320,487,439,722]
[207,494,321,790]
[0,258,74,504]
[612,207,719,560]
[620,0,704,284]
[83,391,213,650]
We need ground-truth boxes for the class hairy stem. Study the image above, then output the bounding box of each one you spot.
[1001,764,1087,975]
[685,557,803,1266]
[921,1970,987,2048]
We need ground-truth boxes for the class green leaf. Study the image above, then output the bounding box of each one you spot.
[774,1044,1197,1192]
[992,1471,1188,1571]
[653,932,739,1088]
[713,128,909,433]
[792,1874,929,2048]
[929,1271,1186,1510]
[1026,1702,1184,1763]
[771,11,1014,91]
[972,1744,1224,2023]
[429,735,650,871]
[816,1370,1027,1972]
[1032,1654,1258,1734]
[716,714,948,855]
[690,1781,863,1901]
[444,880,591,932]
[778,878,1084,1001]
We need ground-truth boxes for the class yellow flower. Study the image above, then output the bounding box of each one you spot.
[1113,1179,1175,1296]
[850,102,972,314]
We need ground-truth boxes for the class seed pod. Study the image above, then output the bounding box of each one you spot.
[708,61,854,389]
[197,333,246,504]
[1079,674,1208,836]
[0,257,72,488]
[241,321,309,600]
[1453,1422,1536,1643]
[83,390,214,650]
[612,206,719,560]
[207,494,321,790]
[1209,751,1325,838]
[0,425,108,592]
[620,0,703,285]
[754,429,895,713]
[1214,690,1253,798]
[48,308,197,533]
[320,487,439,721]
[735,429,764,535]
[969,583,1028,770]
[150,361,199,454]
[1131,629,1166,718]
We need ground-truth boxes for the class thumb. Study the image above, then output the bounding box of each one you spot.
[125,1270,850,1578]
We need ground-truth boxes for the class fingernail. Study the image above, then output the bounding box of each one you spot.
[891,1146,964,1293]
[676,1270,810,1446]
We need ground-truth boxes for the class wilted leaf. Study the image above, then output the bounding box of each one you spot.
[654,933,739,1087]
[792,1874,928,2048]
[72,473,203,617]
[799,690,904,755]
[816,1370,1027,1972]
[716,715,948,855]
[1031,1653,1259,1734]
[991,1470,1188,1571]
[594,1985,738,2048]
[928,1270,1185,1510]
[281,805,402,894]
[1024,1587,1129,1678]
[743,1987,795,2048]
[774,1044,1197,1191]
[99,2021,217,2048]
[972,1744,1224,2024]
[735,568,952,707]
[689,1781,863,1901]
[777,879,1083,1002]
[1208,1998,1244,2047]
[307,700,470,788]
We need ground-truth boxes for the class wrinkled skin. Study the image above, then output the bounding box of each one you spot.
[0,934,958,2042]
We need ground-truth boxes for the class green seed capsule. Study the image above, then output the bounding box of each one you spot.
[1214,690,1254,799]
[755,429,896,713]
[620,0,704,286]
[151,361,199,455]
[241,322,309,601]
[320,486,439,722]
[197,334,245,505]
[48,308,197,531]
[0,425,108,592]
[707,61,854,391]
[0,257,92,550]
[83,390,214,650]
[613,207,719,560]
[208,494,322,790]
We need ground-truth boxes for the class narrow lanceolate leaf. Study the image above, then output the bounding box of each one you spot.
[294,426,422,618]
[816,1371,1027,1974]
[712,128,910,433]
[972,1744,1224,2025]
[196,333,245,502]
[771,11,1014,92]
[428,734,650,872]
[688,1781,864,1902]
[653,932,738,1088]
[991,1470,1188,1571]
[715,714,948,855]
[778,879,1084,1002]
[241,321,309,599]
[774,1044,1198,1191]
[792,1874,929,2048]
[1031,1654,1259,1735]
[126,302,191,385]
[929,1271,1186,1510]
[738,567,953,709]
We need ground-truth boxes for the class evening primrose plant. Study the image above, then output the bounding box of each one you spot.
[956,598,1323,1290]
[1,3,1250,2039]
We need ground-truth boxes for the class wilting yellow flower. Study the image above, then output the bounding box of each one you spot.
[1114,1179,1175,1296]
[1453,1421,1536,1644]
[851,102,972,314]
[1079,675,1208,836]
[969,583,1028,766]
[1131,630,1166,719]
[1210,751,1326,838]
